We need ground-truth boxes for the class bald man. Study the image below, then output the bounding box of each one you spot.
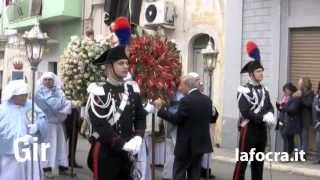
[155,75,214,180]
[188,72,217,179]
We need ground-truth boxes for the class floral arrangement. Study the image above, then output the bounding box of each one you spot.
[59,36,112,105]
[129,35,182,101]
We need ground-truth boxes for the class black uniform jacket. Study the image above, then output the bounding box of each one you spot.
[238,83,274,128]
[158,89,214,158]
[88,82,146,152]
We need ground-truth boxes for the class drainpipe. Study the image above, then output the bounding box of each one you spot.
[81,0,86,37]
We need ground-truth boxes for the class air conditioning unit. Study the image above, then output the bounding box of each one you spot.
[141,0,176,28]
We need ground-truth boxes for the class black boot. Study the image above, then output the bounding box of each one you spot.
[200,168,215,179]
[59,166,69,176]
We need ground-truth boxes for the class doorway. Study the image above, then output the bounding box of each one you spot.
[191,33,214,96]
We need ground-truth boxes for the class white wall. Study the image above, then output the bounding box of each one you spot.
[222,0,243,148]
[240,0,281,103]
[222,0,281,148]
[162,0,225,144]
[288,0,320,27]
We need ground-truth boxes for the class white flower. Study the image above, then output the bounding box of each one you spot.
[88,51,95,58]
[71,35,79,41]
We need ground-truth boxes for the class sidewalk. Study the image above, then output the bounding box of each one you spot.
[213,147,320,178]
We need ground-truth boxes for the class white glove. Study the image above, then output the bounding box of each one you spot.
[122,136,143,155]
[27,123,38,134]
[263,112,276,126]
[144,102,156,114]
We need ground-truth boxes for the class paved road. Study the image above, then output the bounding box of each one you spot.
[49,137,319,180]
[211,160,319,180]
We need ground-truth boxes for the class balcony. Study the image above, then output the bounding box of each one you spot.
[5,0,82,29]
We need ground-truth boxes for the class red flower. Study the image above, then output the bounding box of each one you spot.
[129,35,181,101]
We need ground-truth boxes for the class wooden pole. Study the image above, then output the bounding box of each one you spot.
[70,108,77,177]
[151,113,156,180]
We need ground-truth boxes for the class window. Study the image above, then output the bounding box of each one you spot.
[48,62,57,74]
[31,0,42,16]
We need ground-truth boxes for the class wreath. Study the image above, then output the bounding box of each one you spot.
[59,36,112,105]
[129,35,182,102]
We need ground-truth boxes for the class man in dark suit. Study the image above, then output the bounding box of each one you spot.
[154,74,214,180]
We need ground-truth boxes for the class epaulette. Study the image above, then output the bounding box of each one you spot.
[87,82,105,96]
[237,85,250,94]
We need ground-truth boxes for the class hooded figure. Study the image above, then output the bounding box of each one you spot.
[35,72,72,178]
[86,17,146,180]
[233,41,275,180]
[0,80,48,180]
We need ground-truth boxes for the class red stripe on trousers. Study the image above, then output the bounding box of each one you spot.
[233,126,248,180]
[93,142,101,180]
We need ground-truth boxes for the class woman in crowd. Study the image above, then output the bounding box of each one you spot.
[313,81,320,164]
[297,77,314,158]
[276,82,302,159]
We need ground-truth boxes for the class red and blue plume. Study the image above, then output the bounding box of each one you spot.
[114,16,131,46]
[246,41,260,61]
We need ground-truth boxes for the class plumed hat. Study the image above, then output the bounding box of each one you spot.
[240,41,264,74]
[93,46,128,65]
[94,17,131,65]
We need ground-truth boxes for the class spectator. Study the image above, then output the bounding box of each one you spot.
[276,82,301,160]
[312,81,320,164]
[297,77,314,158]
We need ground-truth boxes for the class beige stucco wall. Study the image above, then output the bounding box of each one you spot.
[164,0,225,145]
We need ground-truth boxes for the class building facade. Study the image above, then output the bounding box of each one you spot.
[1,0,83,93]
[223,0,320,152]
[84,0,226,145]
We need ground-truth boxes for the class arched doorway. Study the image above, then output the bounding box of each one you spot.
[191,33,214,96]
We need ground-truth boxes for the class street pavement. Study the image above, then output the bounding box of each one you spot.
[49,137,320,180]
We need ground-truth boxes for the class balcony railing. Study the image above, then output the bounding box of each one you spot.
[5,0,81,28]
